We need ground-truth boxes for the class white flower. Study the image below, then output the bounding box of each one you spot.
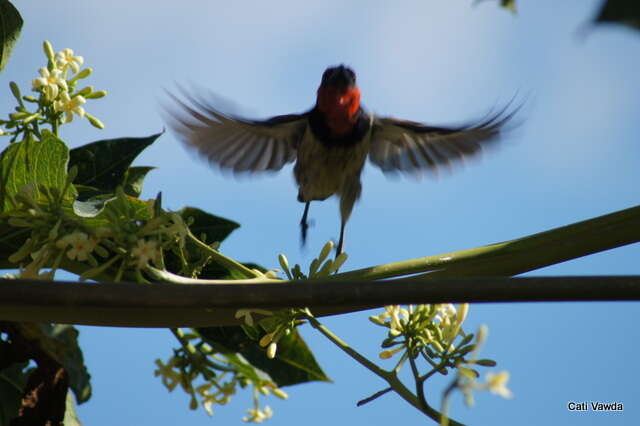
[243,406,273,423]
[154,358,180,392]
[54,92,86,123]
[434,304,456,322]
[131,239,159,269]
[485,371,513,399]
[56,232,96,262]
[32,67,68,101]
[55,48,84,74]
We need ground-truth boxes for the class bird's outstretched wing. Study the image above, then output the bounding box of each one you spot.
[164,89,308,173]
[369,103,520,175]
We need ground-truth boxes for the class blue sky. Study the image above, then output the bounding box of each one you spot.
[2,0,640,425]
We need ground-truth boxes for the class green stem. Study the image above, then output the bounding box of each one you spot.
[187,230,259,279]
[330,204,640,281]
[171,328,235,373]
[146,266,280,285]
[305,311,465,425]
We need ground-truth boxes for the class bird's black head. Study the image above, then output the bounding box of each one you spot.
[320,65,356,89]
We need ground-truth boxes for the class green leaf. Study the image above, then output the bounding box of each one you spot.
[123,166,155,198]
[595,0,640,30]
[0,222,29,268]
[0,132,76,212]
[72,195,114,218]
[198,326,330,387]
[16,323,92,404]
[68,132,161,197]
[0,361,28,425]
[0,0,23,72]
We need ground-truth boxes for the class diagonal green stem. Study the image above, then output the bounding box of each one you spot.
[146,266,279,285]
[305,311,465,425]
[330,205,640,281]
[186,230,259,279]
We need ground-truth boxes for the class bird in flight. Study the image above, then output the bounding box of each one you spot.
[165,65,519,256]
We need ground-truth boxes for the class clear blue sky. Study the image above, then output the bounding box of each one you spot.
[2,1,640,425]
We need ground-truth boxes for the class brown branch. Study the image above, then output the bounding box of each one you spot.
[0,276,638,327]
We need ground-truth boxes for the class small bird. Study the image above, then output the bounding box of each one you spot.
[165,65,518,255]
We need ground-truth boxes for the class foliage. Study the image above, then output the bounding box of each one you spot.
[3,1,637,424]
[0,40,327,424]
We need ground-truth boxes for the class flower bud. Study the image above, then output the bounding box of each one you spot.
[457,303,469,325]
[266,342,277,359]
[476,324,488,346]
[85,90,107,99]
[316,259,335,278]
[379,350,394,359]
[368,315,386,326]
[10,112,28,120]
[76,86,94,96]
[308,258,319,277]
[85,112,105,129]
[431,341,445,353]
[272,388,288,400]
[10,82,22,103]
[278,254,292,279]
[23,113,40,124]
[43,41,55,63]
[73,67,92,80]
[259,332,274,347]
[474,359,497,367]
[330,252,348,273]
[318,241,333,263]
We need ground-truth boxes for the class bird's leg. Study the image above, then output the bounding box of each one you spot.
[337,179,362,258]
[336,219,346,257]
[300,202,311,247]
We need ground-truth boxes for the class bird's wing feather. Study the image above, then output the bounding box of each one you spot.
[369,103,520,175]
[164,88,308,173]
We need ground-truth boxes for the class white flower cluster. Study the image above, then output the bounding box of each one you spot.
[370,303,469,359]
[30,41,106,127]
[154,346,288,423]
[453,325,513,407]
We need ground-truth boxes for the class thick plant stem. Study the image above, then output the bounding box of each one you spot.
[331,205,640,281]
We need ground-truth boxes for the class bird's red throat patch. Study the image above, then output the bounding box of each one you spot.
[317,86,361,136]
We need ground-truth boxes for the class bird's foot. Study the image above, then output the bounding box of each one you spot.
[300,219,314,247]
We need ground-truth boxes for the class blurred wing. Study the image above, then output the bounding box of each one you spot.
[164,89,308,173]
[369,103,520,175]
